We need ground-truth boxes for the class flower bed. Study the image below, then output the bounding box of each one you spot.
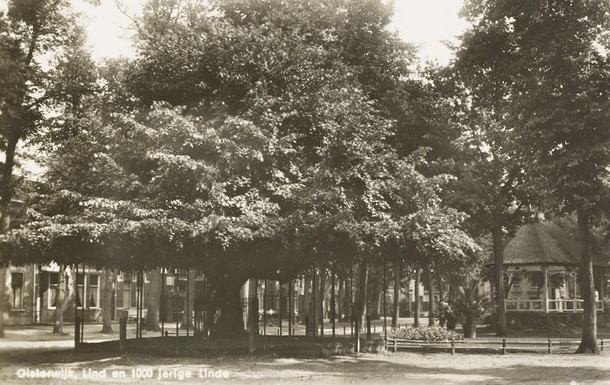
[389,327,463,342]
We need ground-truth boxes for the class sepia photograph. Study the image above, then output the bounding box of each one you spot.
[0,0,609,384]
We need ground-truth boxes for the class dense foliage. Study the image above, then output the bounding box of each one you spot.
[389,326,463,342]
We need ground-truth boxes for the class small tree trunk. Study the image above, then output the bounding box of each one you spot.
[338,278,344,319]
[354,259,369,330]
[319,267,326,334]
[0,269,6,338]
[303,272,311,332]
[369,272,382,320]
[576,209,599,353]
[392,257,400,327]
[99,269,114,333]
[414,267,421,327]
[463,314,474,339]
[311,270,318,335]
[437,273,445,303]
[0,136,18,338]
[448,279,456,304]
[53,266,66,334]
[345,275,353,321]
[492,225,508,336]
[426,266,434,326]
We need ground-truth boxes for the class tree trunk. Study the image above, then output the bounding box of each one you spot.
[414,267,421,327]
[0,136,17,338]
[463,314,474,339]
[0,136,16,234]
[338,278,344,319]
[345,275,353,321]
[0,269,5,338]
[52,266,66,334]
[311,270,317,335]
[99,269,114,333]
[143,269,162,331]
[369,272,382,320]
[319,267,325,334]
[576,209,599,353]
[448,279,456,304]
[303,272,311,333]
[426,266,434,326]
[492,225,508,336]
[392,257,400,327]
[210,275,247,336]
[248,278,258,335]
[436,272,445,303]
[181,270,196,330]
[354,259,369,330]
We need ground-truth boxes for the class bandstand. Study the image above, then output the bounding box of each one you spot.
[503,221,606,313]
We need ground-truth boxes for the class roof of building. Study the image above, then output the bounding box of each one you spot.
[503,221,606,267]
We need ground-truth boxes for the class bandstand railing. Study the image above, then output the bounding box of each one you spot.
[505,299,603,312]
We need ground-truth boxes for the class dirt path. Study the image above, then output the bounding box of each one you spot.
[1,348,609,385]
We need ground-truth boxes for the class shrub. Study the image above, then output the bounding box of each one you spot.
[389,327,463,342]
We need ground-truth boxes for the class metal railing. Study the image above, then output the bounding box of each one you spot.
[386,337,606,354]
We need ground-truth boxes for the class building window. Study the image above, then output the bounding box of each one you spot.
[11,272,24,310]
[49,272,59,309]
[88,273,100,308]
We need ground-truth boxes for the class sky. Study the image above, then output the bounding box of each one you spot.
[70,0,468,64]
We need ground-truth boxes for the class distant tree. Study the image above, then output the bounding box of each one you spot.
[0,0,94,338]
[459,0,610,352]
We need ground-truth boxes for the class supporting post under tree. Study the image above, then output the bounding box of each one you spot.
[279,281,283,336]
[73,264,79,351]
[312,268,317,336]
[331,263,336,339]
[288,280,293,336]
[350,265,354,336]
[81,264,85,343]
[383,258,387,343]
[320,265,325,337]
[414,267,420,327]
[161,269,165,336]
[175,270,179,337]
[186,268,190,337]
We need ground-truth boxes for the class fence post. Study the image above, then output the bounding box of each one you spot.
[502,339,507,355]
[601,339,604,352]
[451,340,455,355]
[547,338,551,354]
[394,338,397,353]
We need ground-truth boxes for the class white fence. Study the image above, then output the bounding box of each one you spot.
[505,299,603,312]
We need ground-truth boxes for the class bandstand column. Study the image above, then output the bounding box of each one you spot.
[542,265,549,313]
[573,271,578,311]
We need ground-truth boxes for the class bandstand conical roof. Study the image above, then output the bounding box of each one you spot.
[503,221,605,267]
